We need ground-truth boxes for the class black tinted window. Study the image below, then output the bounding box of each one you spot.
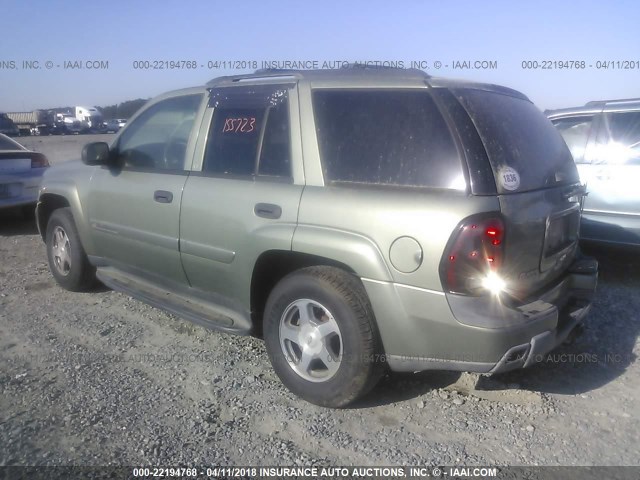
[551,116,594,164]
[598,111,640,165]
[259,101,291,177]
[455,89,579,193]
[313,90,463,189]
[205,107,264,176]
[204,86,291,178]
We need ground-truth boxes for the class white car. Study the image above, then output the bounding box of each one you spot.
[0,133,50,214]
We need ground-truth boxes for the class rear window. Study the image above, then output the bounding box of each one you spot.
[0,135,24,151]
[313,89,464,189]
[455,89,579,193]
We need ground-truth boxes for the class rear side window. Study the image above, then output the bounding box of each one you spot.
[455,89,579,193]
[204,85,292,178]
[551,116,594,164]
[597,111,640,165]
[313,89,464,189]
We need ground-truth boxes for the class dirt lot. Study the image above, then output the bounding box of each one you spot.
[0,135,639,467]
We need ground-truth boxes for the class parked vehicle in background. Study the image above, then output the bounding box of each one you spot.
[37,67,597,407]
[100,119,123,133]
[0,113,21,137]
[75,106,103,130]
[547,98,640,246]
[5,110,55,135]
[54,113,86,134]
[0,133,50,214]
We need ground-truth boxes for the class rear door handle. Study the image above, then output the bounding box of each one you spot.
[254,203,282,219]
[154,190,173,203]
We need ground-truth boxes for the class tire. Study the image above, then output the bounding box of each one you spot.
[45,208,96,291]
[263,266,384,408]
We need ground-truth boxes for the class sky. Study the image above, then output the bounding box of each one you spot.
[0,0,638,112]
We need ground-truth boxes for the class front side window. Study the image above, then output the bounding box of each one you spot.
[203,85,291,178]
[116,94,202,171]
[312,89,462,189]
[551,116,594,164]
[596,111,640,165]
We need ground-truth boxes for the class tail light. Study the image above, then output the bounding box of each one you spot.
[439,214,505,296]
[31,153,49,168]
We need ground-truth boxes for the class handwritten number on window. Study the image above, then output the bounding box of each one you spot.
[222,117,256,133]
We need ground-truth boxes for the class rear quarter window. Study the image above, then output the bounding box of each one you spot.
[455,89,579,193]
[312,89,464,189]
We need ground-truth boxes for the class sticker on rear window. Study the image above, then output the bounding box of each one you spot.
[499,166,521,191]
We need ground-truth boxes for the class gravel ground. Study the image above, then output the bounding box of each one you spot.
[0,136,639,467]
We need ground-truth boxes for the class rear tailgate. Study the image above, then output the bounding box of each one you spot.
[453,88,583,296]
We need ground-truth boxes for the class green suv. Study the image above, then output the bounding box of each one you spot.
[37,67,598,407]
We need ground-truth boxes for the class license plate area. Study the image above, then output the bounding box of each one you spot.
[541,206,580,272]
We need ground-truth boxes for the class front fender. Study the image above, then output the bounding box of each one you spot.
[36,162,96,255]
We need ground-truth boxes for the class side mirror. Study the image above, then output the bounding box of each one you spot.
[82,142,111,166]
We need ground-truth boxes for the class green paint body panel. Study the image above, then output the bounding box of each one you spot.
[179,176,303,309]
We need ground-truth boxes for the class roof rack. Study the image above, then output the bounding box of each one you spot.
[585,98,640,107]
[207,64,429,87]
[254,63,415,74]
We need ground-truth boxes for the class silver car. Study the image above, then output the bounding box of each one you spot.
[547,98,640,246]
[0,133,50,213]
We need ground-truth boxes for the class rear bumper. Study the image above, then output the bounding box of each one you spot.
[488,300,591,374]
[376,257,598,373]
[0,171,44,209]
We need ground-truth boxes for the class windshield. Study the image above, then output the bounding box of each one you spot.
[454,89,579,193]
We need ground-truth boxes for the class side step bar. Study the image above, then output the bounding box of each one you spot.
[96,267,253,336]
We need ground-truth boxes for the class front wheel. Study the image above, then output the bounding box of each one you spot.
[263,266,383,408]
[45,208,96,291]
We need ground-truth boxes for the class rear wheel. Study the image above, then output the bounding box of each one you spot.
[263,266,383,408]
[45,208,96,291]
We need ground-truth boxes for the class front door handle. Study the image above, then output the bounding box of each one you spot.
[154,190,173,203]
[254,203,282,219]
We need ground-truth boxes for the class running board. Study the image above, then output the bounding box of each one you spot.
[96,267,253,336]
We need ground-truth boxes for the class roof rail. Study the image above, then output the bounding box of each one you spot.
[254,63,416,73]
[585,98,640,107]
[207,64,430,87]
[253,68,298,75]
